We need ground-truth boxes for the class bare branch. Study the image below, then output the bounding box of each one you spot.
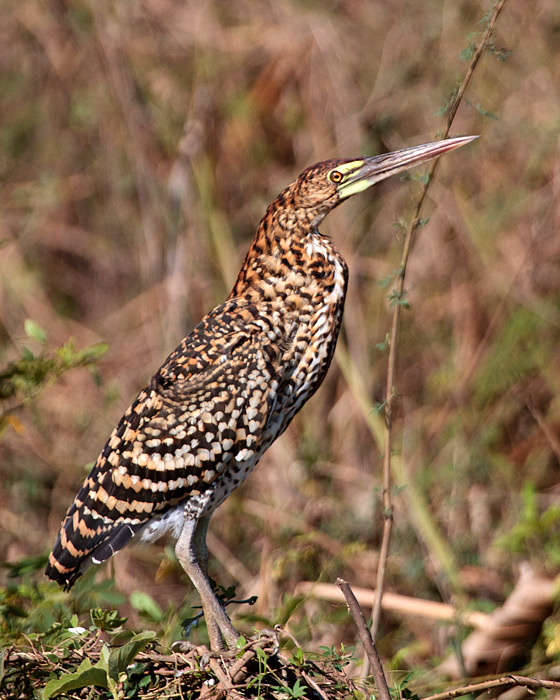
[336,578,391,700]
[423,674,560,700]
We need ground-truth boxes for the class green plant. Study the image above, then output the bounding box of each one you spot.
[496,483,560,569]
[0,319,107,432]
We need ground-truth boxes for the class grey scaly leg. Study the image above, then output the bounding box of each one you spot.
[175,516,238,650]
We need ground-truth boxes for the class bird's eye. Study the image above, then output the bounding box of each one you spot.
[329,170,343,184]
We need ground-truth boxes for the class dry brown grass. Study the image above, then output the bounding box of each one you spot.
[2,0,560,682]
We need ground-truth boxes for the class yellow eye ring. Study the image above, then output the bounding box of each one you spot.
[329,170,343,184]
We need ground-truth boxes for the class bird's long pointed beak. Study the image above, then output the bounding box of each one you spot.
[335,135,479,199]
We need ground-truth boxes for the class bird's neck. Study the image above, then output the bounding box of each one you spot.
[228,196,346,305]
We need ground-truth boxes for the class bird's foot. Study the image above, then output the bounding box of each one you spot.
[171,639,242,663]
[171,640,214,667]
[172,627,279,661]
[236,626,280,656]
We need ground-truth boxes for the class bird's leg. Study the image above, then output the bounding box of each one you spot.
[192,515,225,650]
[175,516,238,651]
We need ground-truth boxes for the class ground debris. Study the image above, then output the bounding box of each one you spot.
[0,628,366,700]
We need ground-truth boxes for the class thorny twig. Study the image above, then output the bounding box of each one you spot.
[365,0,509,675]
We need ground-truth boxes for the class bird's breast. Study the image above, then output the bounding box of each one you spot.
[269,243,348,430]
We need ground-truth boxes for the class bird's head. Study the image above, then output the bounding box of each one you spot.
[290,135,478,228]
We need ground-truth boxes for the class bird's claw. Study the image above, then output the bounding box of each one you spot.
[171,640,214,667]
[241,627,280,656]
[171,640,196,654]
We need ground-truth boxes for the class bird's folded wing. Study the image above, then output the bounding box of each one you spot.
[46,300,292,585]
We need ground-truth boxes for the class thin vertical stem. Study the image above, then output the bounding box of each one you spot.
[363,0,509,675]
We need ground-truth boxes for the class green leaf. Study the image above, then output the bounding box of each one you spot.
[277,593,304,625]
[43,659,108,698]
[475,103,498,120]
[3,552,47,577]
[460,43,475,60]
[292,646,304,666]
[57,340,108,366]
[90,607,127,631]
[108,630,156,680]
[138,674,152,689]
[98,642,110,672]
[291,678,307,698]
[372,401,385,415]
[129,590,164,622]
[255,646,268,664]
[24,318,47,344]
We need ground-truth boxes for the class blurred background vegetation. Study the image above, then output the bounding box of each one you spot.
[1,0,560,685]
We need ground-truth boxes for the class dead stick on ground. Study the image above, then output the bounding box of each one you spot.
[337,578,391,700]
[367,0,509,674]
[422,674,560,700]
[296,581,490,629]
